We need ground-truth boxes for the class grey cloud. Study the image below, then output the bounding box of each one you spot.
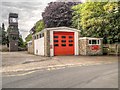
[1,0,47,2]
[2,2,44,10]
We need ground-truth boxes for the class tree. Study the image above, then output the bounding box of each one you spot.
[25,19,45,43]
[35,20,45,33]
[1,23,7,45]
[0,27,2,44]
[29,20,45,35]
[25,34,32,42]
[103,2,120,43]
[18,35,25,48]
[72,2,119,44]
[42,2,80,28]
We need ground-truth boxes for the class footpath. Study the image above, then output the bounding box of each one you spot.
[1,52,118,76]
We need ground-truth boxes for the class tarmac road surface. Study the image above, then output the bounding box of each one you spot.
[2,63,118,88]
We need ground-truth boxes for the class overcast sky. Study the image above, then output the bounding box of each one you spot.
[1,0,84,41]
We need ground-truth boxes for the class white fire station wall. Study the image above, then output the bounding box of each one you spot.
[34,37,44,55]
[74,32,79,55]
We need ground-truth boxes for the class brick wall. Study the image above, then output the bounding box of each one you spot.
[79,39,87,55]
[44,30,50,56]
[79,38,103,55]
[86,39,103,55]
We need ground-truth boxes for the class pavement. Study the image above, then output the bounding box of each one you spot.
[1,51,118,76]
[2,63,118,88]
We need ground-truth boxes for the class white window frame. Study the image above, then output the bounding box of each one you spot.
[88,39,100,45]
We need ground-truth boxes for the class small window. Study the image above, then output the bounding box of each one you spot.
[54,44,59,46]
[89,39,100,45]
[92,40,97,44]
[89,40,92,44]
[33,36,35,39]
[69,44,73,46]
[37,35,39,39]
[62,36,66,38]
[54,40,58,42]
[30,42,32,45]
[69,40,73,42]
[62,44,66,46]
[69,36,73,38]
[61,40,66,42]
[28,42,32,47]
[39,34,41,38]
[54,36,58,38]
[34,36,36,39]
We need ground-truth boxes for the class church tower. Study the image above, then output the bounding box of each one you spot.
[8,13,19,51]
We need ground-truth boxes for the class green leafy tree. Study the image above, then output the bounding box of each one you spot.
[1,23,7,45]
[103,2,120,43]
[29,20,45,34]
[35,20,45,33]
[18,35,25,47]
[25,20,45,43]
[25,34,32,42]
[72,2,119,44]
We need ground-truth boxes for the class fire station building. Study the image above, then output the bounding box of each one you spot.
[33,27,79,56]
[27,27,103,56]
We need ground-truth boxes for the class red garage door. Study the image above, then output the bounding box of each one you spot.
[54,32,74,56]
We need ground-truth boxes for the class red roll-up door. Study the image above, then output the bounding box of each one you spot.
[54,32,74,56]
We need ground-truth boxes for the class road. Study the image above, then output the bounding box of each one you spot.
[2,63,118,88]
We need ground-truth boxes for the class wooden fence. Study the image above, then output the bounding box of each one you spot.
[103,44,120,55]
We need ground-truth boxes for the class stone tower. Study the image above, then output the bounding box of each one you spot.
[8,13,19,51]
